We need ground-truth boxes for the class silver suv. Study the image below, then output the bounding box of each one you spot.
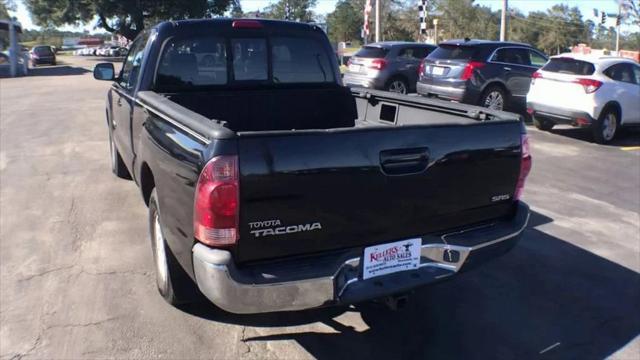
[343,42,436,94]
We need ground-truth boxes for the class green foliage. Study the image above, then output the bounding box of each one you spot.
[435,0,499,41]
[23,0,236,40]
[326,0,362,43]
[261,0,317,22]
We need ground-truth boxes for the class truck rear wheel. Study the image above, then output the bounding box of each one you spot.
[149,189,199,306]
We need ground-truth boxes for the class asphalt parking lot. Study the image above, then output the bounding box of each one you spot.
[1,56,639,359]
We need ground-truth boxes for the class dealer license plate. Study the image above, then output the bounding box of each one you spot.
[432,66,445,75]
[362,238,421,280]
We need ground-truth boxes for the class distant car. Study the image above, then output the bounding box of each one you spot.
[105,46,124,57]
[1,51,29,75]
[527,55,640,144]
[343,42,437,94]
[29,45,56,66]
[417,39,548,111]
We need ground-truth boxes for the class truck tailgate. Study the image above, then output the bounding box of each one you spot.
[236,122,521,263]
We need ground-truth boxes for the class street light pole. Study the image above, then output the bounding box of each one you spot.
[375,0,380,43]
[500,0,508,41]
[615,3,621,54]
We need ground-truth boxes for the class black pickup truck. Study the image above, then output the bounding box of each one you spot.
[93,19,531,314]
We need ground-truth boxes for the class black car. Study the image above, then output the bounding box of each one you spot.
[29,45,56,66]
[417,39,548,111]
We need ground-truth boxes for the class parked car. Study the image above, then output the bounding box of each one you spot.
[417,39,548,111]
[527,55,640,143]
[106,46,126,57]
[29,45,56,66]
[343,42,436,94]
[93,19,531,314]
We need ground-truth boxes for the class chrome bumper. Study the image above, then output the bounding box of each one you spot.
[193,202,530,314]
[416,82,465,101]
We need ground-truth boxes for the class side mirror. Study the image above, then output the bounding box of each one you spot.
[94,63,115,81]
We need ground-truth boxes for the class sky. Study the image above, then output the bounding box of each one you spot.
[8,0,628,33]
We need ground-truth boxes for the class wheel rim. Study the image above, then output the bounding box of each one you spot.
[484,91,504,110]
[154,212,169,290]
[389,81,407,94]
[602,113,617,141]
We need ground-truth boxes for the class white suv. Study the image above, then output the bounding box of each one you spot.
[527,55,640,143]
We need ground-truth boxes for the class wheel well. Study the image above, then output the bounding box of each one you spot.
[481,82,508,97]
[140,162,155,206]
[600,101,621,121]
[386,74,409,87]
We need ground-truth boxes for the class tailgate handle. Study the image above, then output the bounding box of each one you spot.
[380,148,430,175]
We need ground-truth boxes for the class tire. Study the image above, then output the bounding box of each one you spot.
[149,189,200,306]
[480,86,507,111]
[108,125,132,180]
[386,77,409,94]
[592,108,619,144]
[533,116,554,131]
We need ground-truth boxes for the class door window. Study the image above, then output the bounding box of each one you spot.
[604,63,637,85]
[119,34,148,90]
[529,50,548,67]
[492,48,531,66]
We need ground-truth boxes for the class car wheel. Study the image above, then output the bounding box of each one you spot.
[533,116,554,131]
[386,77,408,94]
[593,108,619,144]
[149,189,200,306]
[108,125,132,180]
[480,86,506,111]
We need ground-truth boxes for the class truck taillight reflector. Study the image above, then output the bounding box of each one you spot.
[515,134,532,201]
[194,156,239,247]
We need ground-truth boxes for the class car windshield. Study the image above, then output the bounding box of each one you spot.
[542,58,595,75]
[354,46,389,58]
[34,46,53,55]
[427,45,477,60]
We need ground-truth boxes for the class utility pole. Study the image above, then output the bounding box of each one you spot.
[433,18,439,44]
[500,0,508,41]
[615,3,621,54]
[375,0,380,43]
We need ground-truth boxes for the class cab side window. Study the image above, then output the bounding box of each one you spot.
[119,34,148,91]
[529,50,548,67]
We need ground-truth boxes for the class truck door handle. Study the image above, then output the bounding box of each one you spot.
[380,148,430,175]
[504,67,512,71]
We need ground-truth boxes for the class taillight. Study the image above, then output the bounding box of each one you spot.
[460,61,485,80]
[418,59,426,75]
[514,133,532,201]
[531,71,543,85]
[194,155,239,247]
[369,58,387,70]
[575,78,602,94]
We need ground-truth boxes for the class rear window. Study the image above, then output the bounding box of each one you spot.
[354,46,389,58]
[156,35,335,91]
[428,45,477,60]
[34,46,53,55]
[542,58,595,75]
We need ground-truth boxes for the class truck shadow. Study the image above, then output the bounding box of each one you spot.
[28,65,90,77]
[181,210,640,359]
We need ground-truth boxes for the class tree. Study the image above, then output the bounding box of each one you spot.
[326,0,362,43]
[435,0,499,41]
[24,0,236,41]
[262,0,317,22]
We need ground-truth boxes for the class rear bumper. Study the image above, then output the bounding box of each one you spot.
[416,81,474,103]
[193,201,530,314]
[343,72,384,90]
[528,102,595,126]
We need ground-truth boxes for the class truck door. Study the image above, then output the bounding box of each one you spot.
[111,38,147,168]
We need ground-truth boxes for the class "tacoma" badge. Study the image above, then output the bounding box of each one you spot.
[249,220,322,237]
